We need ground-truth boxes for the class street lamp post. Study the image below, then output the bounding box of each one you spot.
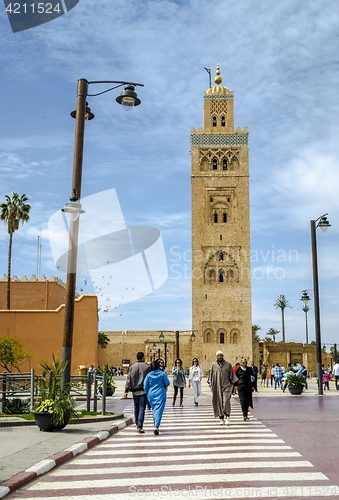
[300,291,311,344]
[310,214,331,396]
[61,78,143,392]
[175,330,180,359]
[158,332,168,367]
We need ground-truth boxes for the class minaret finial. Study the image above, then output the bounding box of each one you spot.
[214,63,222,85]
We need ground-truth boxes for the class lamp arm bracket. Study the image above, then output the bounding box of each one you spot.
[313,213,328,228]
[87,81,144,97]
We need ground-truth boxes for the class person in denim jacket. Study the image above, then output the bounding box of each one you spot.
[172,358,186,407]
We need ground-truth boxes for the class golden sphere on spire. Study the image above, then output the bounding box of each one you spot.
[214,63,222,85]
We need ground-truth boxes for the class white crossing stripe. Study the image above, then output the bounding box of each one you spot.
[70,451,301,464]
[52,460,314,476]
[29,472,329,490]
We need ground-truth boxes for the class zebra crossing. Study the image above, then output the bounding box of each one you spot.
[7,397,339,499]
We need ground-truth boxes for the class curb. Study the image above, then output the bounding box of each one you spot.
[0,412,124,428]
[0,416,134,499]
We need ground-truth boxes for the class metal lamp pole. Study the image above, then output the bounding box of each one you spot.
[61,78,143,392]
[310,214,331,396]
[300,291,311,344]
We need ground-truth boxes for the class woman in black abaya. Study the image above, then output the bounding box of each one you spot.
[235,358,255,420]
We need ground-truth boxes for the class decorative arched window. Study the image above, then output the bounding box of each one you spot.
[220,332,225,343]
[231,157,239,169]
[223,159,227,170]
[212,116,217,127]
[227,268,235,282]
[212,159,217,170]
[205,268,216,283]
[221,116,226,126]
[206,332,211,343]
[223,213,227,223]
[219,270,224,283]
[232,332,238,344]
[219,251,223,261]
[214,213,218,223]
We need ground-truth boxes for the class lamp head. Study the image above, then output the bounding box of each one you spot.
[70,101,95,120]
[62,196,85,222]
[116,85,141,111]
[190,332,196,342]
[318,216,331,232]
[300,291,310,305]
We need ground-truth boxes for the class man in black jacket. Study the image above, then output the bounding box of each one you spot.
[124,352,150,433]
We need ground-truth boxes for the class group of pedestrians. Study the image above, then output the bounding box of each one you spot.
[323,362,339,390]
[124,350,257,435]
[124,353,204,435]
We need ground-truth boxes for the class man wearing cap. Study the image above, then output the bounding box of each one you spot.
[207,351,238,425]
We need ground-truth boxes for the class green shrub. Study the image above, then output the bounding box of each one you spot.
[2,398,30,414]
[287,374,305,387]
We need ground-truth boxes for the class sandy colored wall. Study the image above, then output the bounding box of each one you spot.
[0,275,71,311]
[0,294,98,375]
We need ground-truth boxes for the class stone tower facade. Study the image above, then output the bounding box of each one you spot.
[191,66,252,367]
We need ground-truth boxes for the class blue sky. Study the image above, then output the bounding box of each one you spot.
[0,0,338,345]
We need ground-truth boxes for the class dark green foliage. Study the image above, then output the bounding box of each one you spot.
[33,355,77,426]
[98,332,110,349]
[287,374,305,387]
[2,398,30,414]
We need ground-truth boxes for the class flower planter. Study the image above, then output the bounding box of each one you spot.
[98,386,115,396]
[288,386,303,395]
[32,411,70,432]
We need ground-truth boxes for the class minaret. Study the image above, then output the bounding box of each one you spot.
[191,65,252,366]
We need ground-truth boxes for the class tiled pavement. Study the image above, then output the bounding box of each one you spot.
[4,388,339,500]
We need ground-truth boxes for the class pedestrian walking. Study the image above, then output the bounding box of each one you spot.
[88,364,95,384]
[124,352,150,434]
[188,358,203,406]
[157,358,168,375]
[332,360,339,390]
[233,363,240,394]
[250,361,258,392]
[323,368,331,390]
[207,350,238,425]
[234,358,255,420]
[266,366,271,387]
[172,358,186,407]
[260,364,266,388]
[144,359,170,435]
[301,365,308,389]
[274,363,283,389]
[270,366,275,387]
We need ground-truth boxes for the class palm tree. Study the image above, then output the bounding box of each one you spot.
[274,294,292,342]
[0,193,31,309]
[252,324,262,341]
[266,327,280,342]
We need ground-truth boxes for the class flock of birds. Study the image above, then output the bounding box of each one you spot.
[78,276,136,317]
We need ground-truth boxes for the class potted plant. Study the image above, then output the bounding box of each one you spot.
[32,355,77,431]
[287,373,305,395]
[97,363,116,396]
